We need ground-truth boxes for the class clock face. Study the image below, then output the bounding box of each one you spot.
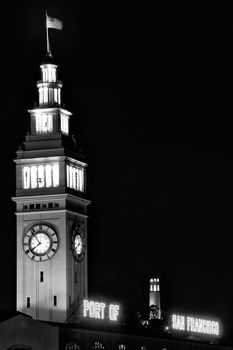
[71,224,85,262]
[23,224,59,262]
[74,234,83,255]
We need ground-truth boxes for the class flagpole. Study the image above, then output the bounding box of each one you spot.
[45,10,51,55]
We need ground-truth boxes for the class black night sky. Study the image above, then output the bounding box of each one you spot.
[0,0,233,338]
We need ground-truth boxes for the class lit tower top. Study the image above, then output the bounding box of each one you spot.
[37,53,62,108]
[27,53,71,138]
[15,51,87,196]
[149,278,161,320]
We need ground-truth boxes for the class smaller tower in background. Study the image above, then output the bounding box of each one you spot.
[149,278,161,320]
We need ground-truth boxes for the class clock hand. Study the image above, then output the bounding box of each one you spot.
[31,230,40,244]
[31,241,41,251]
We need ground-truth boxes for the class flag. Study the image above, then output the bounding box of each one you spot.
[47,15,63,30]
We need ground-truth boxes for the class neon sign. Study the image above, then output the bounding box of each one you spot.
[171,314,220,336]
[83,300,120,321]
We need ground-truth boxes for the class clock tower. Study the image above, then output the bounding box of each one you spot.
[12,53,90,323]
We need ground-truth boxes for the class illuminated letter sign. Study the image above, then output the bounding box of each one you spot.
[83,300,120,322]
[171,314,220,336]
[109,304,120,321]
[172,314,185,330]
[84,300,106,319]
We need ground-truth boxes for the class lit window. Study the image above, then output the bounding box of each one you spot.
[92,341,105,349]
[45,164,52,187]
[44,87,48,103]
[69,165,73,188]
[39,88,43,104]
[79,168,84,191]
[31,166,37,188]
[49,88,53,103]
[157,285,160,291]
[118,345,127,350]
[35,113,53,133]
[61,114,69,134]
[38,165,44,188]
[66,165,84,192]
[23,167,30,189]
[23,164,59,189]
[154,285,156,292]
[65,340,81,350]
[58,89,61,104]
[54,88,58,103]
[52,69,56,82]
[72,167,76,188]
[140,347,149,350]
[52,164,59,187]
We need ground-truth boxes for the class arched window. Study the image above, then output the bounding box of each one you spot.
[65,339,81,350]
[92,340,105,349]
[118,345,127,350]
[7,346,32,350]
[140,346,149,350]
